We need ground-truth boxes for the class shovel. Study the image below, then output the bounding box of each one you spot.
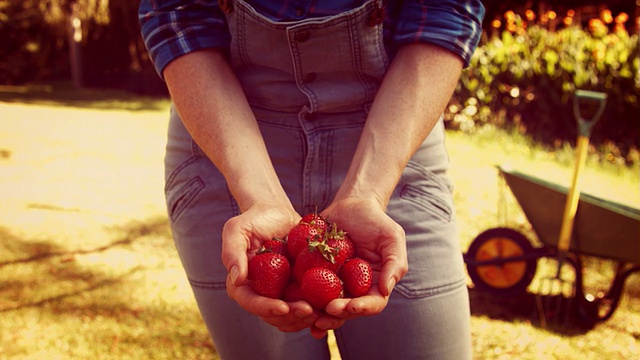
[536,89,607,328]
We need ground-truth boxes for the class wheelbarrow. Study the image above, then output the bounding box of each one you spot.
[463,91,640,326]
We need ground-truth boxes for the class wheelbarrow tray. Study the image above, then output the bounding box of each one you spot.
[498,165,640,263]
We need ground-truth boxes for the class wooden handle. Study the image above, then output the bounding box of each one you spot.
[557,135,590,252]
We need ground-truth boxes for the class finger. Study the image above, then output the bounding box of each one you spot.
[261,313,318,332]
[227,281,290,317]
[249,300,318,331]
[313,314,346,332]
[324,298,352,318]
[378,245,408,297]
[310,325,328,339]
[325,292,389,319]
[221,219,251,285]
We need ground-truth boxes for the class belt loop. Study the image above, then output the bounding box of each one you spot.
[368,1,385,27]
[219,0,233,14]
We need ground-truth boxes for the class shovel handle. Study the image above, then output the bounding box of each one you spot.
[556,90,607,253]
[556,135,590,253]
[573,90,607,137]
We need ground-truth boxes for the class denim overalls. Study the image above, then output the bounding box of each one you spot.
[164,0,471,358]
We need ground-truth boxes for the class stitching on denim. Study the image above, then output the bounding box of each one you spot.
[165,138,202,193]
[165,155,198,193]
[394,277,467,299]
[399,185,452,222]
[167,176,206,222]
[188,278,227,290]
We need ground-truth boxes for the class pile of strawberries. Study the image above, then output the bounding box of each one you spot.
[248,212,373,311]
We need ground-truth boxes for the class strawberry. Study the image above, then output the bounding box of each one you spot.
[301,267,343,310]
[300,211,329,233]
[282,281,304,302]
[292,240,340,283]
[248,252,290,299]
[340,257,373,297]
[287,223,323,260]
[260,237,289,258]
[324,223,356,266]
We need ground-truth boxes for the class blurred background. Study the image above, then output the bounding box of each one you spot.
[1,0,638,163]
[1,1,639,359]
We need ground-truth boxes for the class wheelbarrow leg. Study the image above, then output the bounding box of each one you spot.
[576,262,640,325]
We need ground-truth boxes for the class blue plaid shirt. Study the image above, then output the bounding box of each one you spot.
[139,0,485,78]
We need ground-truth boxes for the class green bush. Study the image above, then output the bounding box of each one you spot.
[447,25,639,165]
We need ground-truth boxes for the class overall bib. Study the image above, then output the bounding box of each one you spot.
[164,1,471,358]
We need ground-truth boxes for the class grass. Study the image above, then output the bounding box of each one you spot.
[0,85,638,359]
[447,126,640,359]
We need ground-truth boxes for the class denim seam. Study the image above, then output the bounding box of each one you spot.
[166,155,193,188]
[188,278,227,290]
[399,185,452,222]
[394,277,467,299]
[167,176,206,222]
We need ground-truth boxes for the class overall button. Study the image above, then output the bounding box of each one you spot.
[294,30,310,42]
[303,72,316,83]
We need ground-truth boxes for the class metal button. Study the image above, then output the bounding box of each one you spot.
[294,31,310,42]
[303,72,316,83]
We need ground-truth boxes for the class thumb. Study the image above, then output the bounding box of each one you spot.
[221,219,250,286]
[378,231,408,297]
[379,260,406,297]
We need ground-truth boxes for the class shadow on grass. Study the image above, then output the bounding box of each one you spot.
[0,82,170,112]
[0,216,217,357]
[0,217,170,269]
[469,287,595,336]
[0,217,170,311]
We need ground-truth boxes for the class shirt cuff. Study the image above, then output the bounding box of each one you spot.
[393,1,485,67]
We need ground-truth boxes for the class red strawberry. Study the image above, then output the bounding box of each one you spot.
[287,223,323,260]
[261,237,289,258]
[292,241,340,283]
[300,211,329,233]
[282,281,304,302]
[301,267,343,310]
[340,257,373,297]
[325,223,356,266]
[248,252,290,299]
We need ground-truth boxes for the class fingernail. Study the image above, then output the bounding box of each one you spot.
[386,278,396,295]
[272,308,287,316]
[230,266,239,285]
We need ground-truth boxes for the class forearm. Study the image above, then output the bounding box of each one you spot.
[163,49,289,211]
[334,43,463,206]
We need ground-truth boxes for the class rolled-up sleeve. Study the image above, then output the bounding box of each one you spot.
[139,0,230,78]
[394,0,485,67]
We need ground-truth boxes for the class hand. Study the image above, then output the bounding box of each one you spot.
[311,197,408,334]
[221,202,319,332]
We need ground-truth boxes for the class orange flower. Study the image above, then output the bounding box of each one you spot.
[600,9,613,24]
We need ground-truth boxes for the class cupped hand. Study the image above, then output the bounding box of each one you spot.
[317,197,408,326]
[221,203,319,332]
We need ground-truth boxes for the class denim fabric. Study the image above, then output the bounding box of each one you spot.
[164,0,471,358]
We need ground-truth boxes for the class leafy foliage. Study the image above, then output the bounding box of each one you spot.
[447,24,639,164]
[0,0,165,94]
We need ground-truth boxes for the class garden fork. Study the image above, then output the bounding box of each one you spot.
[536,89,607,328]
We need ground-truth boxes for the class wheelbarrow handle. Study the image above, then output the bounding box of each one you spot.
[573,90,607,137]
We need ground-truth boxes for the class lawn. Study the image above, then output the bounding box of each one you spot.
[0,88,638,359]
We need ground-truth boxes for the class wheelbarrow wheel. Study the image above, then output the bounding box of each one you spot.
[466,227,538,296]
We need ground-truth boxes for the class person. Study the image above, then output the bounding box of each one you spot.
[139,0,484,359]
